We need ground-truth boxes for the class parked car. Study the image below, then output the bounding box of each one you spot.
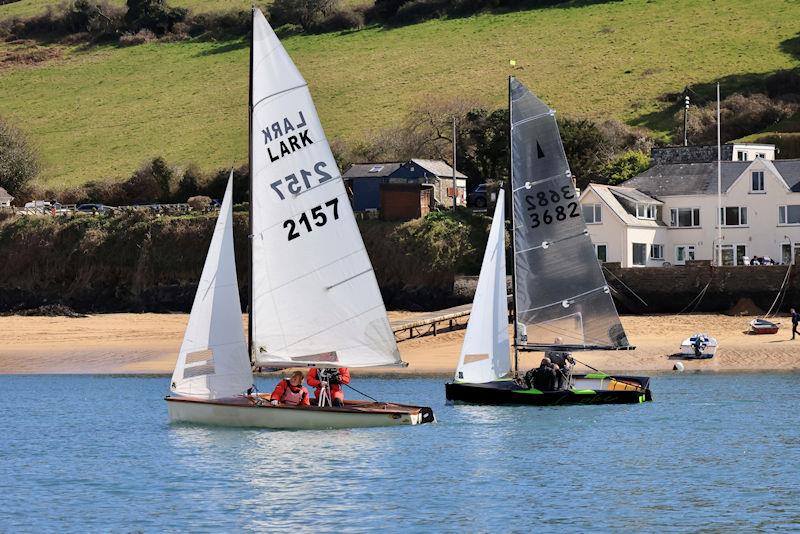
[468,183,488,208]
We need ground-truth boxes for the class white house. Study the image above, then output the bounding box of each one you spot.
[0,187,13,208]
[581,157,800,267]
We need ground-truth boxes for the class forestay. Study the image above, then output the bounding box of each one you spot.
[250,9,402,368]
[171,174,254,399]
[455,190,511,383]
[510,78,629,350]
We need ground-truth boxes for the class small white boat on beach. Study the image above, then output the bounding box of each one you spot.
[165,9,434,429]
[679,334,718,359]
[749,318,780,335]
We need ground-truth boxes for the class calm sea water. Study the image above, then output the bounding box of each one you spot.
[2,373,799,533]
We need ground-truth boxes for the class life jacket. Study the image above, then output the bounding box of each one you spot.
[280,381,306,406]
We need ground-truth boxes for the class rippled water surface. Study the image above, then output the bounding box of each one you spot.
[2,374,800,532]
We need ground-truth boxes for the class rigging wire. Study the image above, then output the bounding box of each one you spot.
[765,263,792,318]
[344,383,380,403]
[602,266,649,307]
[674,280,711,316]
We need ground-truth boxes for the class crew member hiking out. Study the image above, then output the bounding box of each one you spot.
[307,367,350,407]
[270,370,310,406]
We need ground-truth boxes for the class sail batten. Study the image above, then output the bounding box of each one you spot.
[510,77,630,351]
[249,9,402,368]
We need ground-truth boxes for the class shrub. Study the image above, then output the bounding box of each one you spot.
[269,0,339,31]
[187,195,211,210]
[124,0,188,36]
[766,68,800,99]
[175,164,203,202]
[118,28,156,45]
[0,117,40,198]
[394,0,449,25]
[679,93,798,144]
[184,10,249,39]
[310,5,365,32]
[62,0,123,39]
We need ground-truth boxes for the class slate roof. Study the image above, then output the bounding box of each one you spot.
[607,185,662,205]
[0,187,13,201]
[586,184,663,227]
[622,159,800,196]
[342,162,403,179]
[409,159,467,179]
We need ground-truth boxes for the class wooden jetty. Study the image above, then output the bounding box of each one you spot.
[390,295,511,342]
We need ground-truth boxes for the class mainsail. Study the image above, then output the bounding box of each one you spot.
[509,77,630,351]
[455,189,510,383]
[171,174,254,399]
[249,9,402,368]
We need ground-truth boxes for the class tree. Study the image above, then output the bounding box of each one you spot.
[0,117,39,198]
[603,150,651,186]
[557,117,607,189]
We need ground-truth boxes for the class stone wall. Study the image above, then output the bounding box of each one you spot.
[454,260,796,314]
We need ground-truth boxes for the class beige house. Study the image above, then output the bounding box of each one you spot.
[0,187,13,208]
[581,157,800,267]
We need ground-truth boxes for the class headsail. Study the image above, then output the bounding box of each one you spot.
[171,174,253,399]
[249,9,402,368]
[509,78,630,351]
[455,190,510,383]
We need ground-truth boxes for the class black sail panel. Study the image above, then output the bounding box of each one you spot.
[510,78,630,350]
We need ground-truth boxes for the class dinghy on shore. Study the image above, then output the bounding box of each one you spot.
[165,9,434,429]
[749,318,779,335]
[679,334,718,359]
[445,78,652,406]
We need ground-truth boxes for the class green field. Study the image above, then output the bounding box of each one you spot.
[0,0,254,18]
[1,0,798,187]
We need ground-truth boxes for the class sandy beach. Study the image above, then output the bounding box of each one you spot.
[1,311,798,375]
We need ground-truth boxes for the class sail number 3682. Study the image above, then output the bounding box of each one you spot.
[524,186,580,228]
[284,198,339,241]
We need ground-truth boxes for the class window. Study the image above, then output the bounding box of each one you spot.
[779,205,800,225]
[737,151,747,161]
[594,244,607,263]
[736,245,747,266]
[782,243,792,265]
[636,204,656,220]
[670,208,701,227]
[751,171,764,192]
[650,244,664,260]
[720,206,748,226]
[633,243,647,266]
[675,245,696,265]
[583,203,602,224]
[756,153,766,159]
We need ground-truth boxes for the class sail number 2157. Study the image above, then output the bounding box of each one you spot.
[283,198,339,241]
[524,185,580,228]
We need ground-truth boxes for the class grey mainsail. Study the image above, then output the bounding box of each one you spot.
[509,77,630,351]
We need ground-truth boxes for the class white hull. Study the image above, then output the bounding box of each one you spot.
[680,335,718,359]
[166,396,433,429]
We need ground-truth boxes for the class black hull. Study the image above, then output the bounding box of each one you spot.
[445,375,653,406]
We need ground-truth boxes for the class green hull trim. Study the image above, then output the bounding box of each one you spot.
[571,389,597,394]
[584,373,610,379]
[516,388,543,394]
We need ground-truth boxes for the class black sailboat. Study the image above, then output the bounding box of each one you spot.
[445,78,652,405]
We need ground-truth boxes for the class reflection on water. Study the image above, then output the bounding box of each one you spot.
[2,374,800,531]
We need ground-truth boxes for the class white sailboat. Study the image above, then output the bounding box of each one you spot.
[166,9,434,428]
[445,77,652,405]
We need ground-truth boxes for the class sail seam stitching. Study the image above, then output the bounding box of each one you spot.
[517,285,609,313]
[252,247,367,297]
[325,268,373,290]
[252,82,309,111]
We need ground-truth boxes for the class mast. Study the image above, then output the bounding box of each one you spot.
[716,82,722,267]
[247,6,255,363]
[508,75,519,376]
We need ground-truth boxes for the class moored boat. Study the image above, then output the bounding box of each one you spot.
[445,78,651,406]
[679,334,718,359]
[749,318,779,335]
[164,9,434,428]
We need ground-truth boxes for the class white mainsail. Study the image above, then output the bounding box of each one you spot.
[171,174,253,399]
[455,190,511,383]
[249,9,402,368]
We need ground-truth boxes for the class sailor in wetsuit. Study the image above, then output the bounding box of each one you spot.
[544,337,575,389]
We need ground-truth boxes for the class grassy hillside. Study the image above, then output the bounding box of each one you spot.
[1,0,798,187]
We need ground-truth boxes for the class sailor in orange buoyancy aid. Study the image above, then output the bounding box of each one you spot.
[270,371,311,406]
[307,367,350,406]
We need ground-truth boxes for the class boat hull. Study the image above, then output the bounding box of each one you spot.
[166,396,434,429]
[445,375,652,406]
[750,319,779,335]
[679,336,718,359]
